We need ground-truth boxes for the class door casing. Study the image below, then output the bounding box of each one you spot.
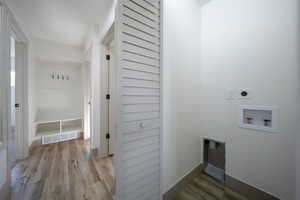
[8,21,29,161]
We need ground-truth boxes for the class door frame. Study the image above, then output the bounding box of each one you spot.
[3,3,30,160]
[0,0,28,197]
[7,3,29,160]
[101,24,115,157]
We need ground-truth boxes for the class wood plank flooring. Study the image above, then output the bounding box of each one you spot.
[172,171,248,200]
[11,139,115,200]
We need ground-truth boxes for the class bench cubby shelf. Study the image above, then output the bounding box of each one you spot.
[35,111,83,144]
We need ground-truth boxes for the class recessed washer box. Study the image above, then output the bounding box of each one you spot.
[239,105,279,133]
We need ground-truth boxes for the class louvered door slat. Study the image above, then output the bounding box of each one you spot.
[122,78,160,88]
[123,6,159,29]
[123,0,159,21]
[122,104,160,113]
[122,69,160,81]
[123,33,160,52]
[129,0,160,15]
[123,42,160,59]
[122,148,159,169]
[122,51,160,67]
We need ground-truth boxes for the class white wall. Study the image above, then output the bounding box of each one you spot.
[90,39,101,150]
[163,0,299,199]
[35,61,83,113]
[27,41,37,146]
[162,0,204,192]
[32,38,83,63]
[200,0,298,199]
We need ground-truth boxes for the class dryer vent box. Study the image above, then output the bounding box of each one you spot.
[203,138,225,184]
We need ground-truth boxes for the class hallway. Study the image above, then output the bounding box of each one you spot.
[11,140,115,200]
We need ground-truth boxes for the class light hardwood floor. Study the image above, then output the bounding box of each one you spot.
[11,139,115,200]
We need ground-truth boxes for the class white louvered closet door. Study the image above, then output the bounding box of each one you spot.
[115,0,162,199]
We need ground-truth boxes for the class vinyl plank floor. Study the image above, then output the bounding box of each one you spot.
[172,172,248,200]
[11,139,115,200]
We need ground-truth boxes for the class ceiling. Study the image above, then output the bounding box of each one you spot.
[7,0,115,47]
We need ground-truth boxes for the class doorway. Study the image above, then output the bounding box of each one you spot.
[8,30,27,167]
[102,25,116,157]
[106,42,116,156]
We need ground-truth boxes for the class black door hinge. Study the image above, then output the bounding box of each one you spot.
[106,133,110,139]
[106,94,110,100]
[106,55,110,61]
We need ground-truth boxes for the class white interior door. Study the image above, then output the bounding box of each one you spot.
[115,0,162,199]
